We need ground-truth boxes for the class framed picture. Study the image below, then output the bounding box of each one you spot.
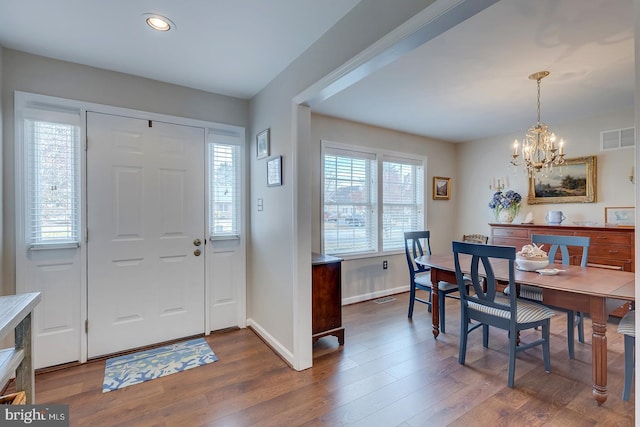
[267,155,282,186]
[433,176,451,200]
[604,206,634,227]
[256,128,270,159]
[527,156,597,204]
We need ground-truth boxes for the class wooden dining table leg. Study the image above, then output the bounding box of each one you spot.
[431,275,440,338]
[591,296,608,405]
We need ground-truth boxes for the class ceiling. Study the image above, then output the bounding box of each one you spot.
[0,0,634,143]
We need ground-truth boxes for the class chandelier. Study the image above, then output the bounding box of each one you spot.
[510,71,565,177]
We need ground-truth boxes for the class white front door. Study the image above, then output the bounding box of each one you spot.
[86,112,206,358]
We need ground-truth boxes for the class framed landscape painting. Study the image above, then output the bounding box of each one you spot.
[527,156,596,204]
[433,176,451,200]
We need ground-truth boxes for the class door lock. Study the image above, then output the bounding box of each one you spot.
[194,238,202,246]
[194,249,201,256]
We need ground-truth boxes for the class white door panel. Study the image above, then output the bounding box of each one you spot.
[28,250,82,368]
[87,113,205,358]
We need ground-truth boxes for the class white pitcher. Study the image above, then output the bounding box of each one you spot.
[545,211,566,224]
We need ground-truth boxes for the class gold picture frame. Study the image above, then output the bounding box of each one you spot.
[527,156,596,204]
[433,176,451,200]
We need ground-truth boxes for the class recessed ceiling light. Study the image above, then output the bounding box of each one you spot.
[143,13,175,32]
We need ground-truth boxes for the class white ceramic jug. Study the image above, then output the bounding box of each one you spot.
[545,210,566,224]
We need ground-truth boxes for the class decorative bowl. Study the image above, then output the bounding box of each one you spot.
[515,255,549,272]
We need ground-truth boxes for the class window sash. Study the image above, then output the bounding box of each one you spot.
[209,141,241,237]
[382,159,424,251]
[25,116,81,247]
[323,147,377,255]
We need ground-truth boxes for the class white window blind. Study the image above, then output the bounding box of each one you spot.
[382,157,424,251]
[323,146,377,255]
[209,141,241,238]
[24,111,81,248]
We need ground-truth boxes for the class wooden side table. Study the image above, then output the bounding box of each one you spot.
[312,253,344,345]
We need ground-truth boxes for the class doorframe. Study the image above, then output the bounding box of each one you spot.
[15,91,246,364]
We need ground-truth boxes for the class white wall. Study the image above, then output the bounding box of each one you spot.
[0,48,250,296]
[311,113,457,303]
[456,108,635,239]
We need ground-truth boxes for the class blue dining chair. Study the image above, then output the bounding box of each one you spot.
[526,234,590,360]
[404,231,460,333]
[453,241,555,388]
[617,310,635,401]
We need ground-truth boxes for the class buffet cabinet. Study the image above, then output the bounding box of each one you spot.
[490,223,634,315]
[312,253,345,345]
[490,223,634,271]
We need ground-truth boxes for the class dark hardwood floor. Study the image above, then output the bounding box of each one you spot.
[17,291,636,426]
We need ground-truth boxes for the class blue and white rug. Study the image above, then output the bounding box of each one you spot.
[102,337,218,393]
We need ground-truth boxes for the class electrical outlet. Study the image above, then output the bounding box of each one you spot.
[383,260,388,270]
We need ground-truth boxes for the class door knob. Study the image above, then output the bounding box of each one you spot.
[194,238,202,246]
[194,249,201,256]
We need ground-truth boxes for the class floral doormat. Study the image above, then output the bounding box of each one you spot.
[102,338,218,392]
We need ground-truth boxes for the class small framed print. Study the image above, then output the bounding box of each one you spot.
[604,206,634,227]
[433,176,451,200]
[256,128,270,159]
[267,156,282,187]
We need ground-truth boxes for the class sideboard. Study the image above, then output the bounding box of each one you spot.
[490,223,635,272]
[490,223,634,316]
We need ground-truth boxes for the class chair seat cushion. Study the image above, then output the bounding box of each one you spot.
[468,295,555,323]
[618,310,635,337]
[519,285,543,301]
[415,273,431,287]
[414,274,459,292]
[438,281,458,291]
[503,284,543,301]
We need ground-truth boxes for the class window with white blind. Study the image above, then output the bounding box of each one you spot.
[24,110,81,248]
[208,140,241,238]
[382,157,424,251]
[322,141,425,256]
[323,146,378,255]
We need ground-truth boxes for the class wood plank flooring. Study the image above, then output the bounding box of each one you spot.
[14,291,636,426]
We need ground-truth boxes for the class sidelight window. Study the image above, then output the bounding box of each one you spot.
[24,110,81,248]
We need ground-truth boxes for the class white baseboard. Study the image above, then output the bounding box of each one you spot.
[342,285,409,306]
[246,317,295,367]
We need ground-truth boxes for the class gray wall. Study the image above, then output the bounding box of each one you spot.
[1,48,250,296]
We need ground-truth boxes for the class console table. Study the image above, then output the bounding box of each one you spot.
[0,293,41,404]
[312,253,344,345]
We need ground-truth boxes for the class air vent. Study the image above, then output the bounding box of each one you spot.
[601,127,635,151]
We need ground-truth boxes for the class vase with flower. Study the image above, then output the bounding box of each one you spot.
[489,190,522,223]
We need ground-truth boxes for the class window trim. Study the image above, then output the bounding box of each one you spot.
[321,140,427,258]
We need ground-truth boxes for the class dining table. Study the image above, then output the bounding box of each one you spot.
[416,253,635,406]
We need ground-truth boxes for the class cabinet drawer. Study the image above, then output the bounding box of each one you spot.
[492,227,529,238]
[575,231,632,246]
[588,257,630,271]
[589,245,632,260]
[492,237,528,249]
